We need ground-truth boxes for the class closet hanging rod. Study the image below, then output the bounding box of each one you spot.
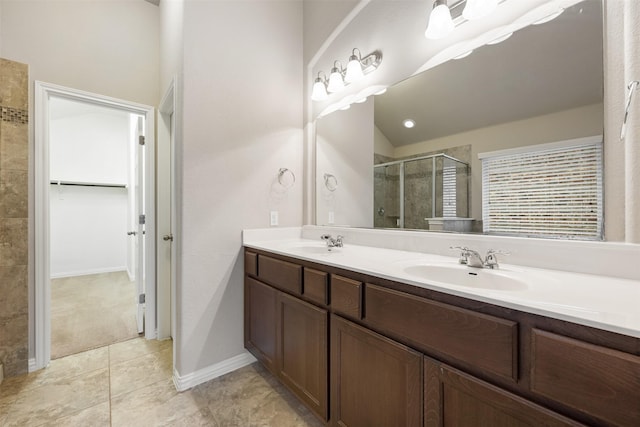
[49,180,127,188]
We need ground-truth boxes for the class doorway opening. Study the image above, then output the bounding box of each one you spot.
[48,97,144,358]
[34,82,157,370]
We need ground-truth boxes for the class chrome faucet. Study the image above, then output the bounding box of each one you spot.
[450,246,509,269]
[321,234,343,251]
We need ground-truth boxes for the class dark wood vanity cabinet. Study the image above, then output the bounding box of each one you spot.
[245,253,329,421]
[424,357,584,427]
[331,315,422,427]
[244,249,640,427]
[277,292,328,420]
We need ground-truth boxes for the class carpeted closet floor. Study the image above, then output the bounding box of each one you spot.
[51,271,139,359]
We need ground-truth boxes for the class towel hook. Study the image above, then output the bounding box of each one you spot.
[277,168,295,188]
[620,80,639,141]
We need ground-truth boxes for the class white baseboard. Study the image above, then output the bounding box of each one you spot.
[172,351,257,392]
[51,267,128,279]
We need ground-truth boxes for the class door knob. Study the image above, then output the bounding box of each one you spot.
[127,231,137,236]
[163,234,173,241]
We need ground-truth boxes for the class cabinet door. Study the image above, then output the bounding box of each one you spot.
[331,315,422,427]
[424,357,584,427]
[244,277,278,373]
[277,292,329,421]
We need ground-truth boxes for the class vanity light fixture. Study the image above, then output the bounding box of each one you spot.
[462,0,498,21]
[327,61,345,93]
[425,0,455,40]
[345,48,365,83]
[312,49,382,101]
[311,71,328,102]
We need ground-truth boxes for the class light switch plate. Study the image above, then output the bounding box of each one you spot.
[270,211,278,226]
[328,211,335,224]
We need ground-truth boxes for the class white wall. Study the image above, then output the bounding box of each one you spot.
[49,186,128,277]
[316,98,374,226]
[48,105,131,277]
[174,0,303,377]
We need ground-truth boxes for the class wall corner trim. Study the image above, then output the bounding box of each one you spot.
[172,351,257,392]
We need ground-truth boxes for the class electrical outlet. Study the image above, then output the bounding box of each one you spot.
[328,211,335,224]
[270,211,279,226]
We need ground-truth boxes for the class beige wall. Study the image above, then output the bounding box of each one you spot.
[316,98,374,227]
[0,57,29,377]
[0,0,160,107]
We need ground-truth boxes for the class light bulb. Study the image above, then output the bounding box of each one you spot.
[425,1,454,40]
[311,77,328,101]
[403,119,416,129]
[345,56,364,83]
[327,67,345,93]
[463,0,498,21]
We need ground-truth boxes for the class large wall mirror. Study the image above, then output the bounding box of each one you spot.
[315,0,604,240]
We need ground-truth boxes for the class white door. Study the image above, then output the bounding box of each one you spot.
[135,116,146,333]
[157,82,175,340]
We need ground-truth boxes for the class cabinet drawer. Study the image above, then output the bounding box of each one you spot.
[531,329,640,426]
[244,250,257,276]
[365,284,518,381]
[258,255,302,295]
[303,268,328,306]
[331,275,362,319]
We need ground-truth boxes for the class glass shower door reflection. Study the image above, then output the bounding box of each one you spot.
[374,163,401,228]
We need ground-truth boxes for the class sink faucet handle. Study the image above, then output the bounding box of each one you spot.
[484,249,510,269]
[335,235,344,246]
[449,246,470,264]
[320,234,332,241]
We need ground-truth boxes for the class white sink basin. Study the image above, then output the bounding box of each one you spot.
[402,264,528,291]
[280,241,336,254]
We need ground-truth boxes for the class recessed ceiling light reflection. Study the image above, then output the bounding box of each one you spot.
[403,119,416,129]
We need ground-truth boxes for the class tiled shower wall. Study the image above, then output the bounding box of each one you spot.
[0,58,29,377]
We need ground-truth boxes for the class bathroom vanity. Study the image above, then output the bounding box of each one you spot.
[243,234,639,427]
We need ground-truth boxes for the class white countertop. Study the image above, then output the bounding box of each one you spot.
[243,234,640,339]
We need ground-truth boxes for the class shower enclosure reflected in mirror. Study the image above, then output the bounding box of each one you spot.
[374,153,470,231]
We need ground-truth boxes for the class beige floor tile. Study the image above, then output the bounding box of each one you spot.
[40,401,110,427]
[111,378,214,427]
[109,336,172,366]
[2,368,109,427]
[192,363,323,427]
[110,346,172,397]
[0,346,108,401]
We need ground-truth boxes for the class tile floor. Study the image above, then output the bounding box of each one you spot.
[0,338,323,426]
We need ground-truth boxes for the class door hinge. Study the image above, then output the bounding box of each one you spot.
[139,214,146,225]
[139,293,146,304]
[139,135,145,146]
